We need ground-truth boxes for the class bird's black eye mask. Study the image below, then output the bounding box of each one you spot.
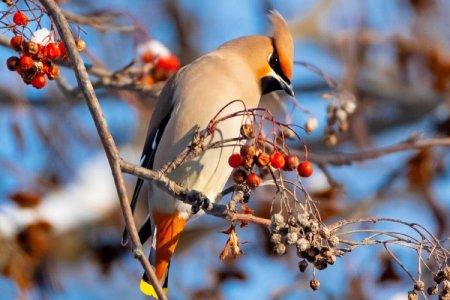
[268,51,291,85]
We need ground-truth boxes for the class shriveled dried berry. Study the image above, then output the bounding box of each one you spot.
[414,280,425,292]
[328,235,339,247]
[427,285,438,295]
[443,280,450,292]
[435,271,445,284]
[310,279,320,291]
[444,267,450,281]
[407,290,417,300]
[315,258,328,270]
[285,232,298,245]
[270,233,282,244]
[75,38,86,52]
[232,169,247,184]
[273,243,286,255]
[240,123,254,138]
[256,152,270,167]
[305,117,318,133]
[6,56,20,71]
[240,145,256,158]
[319,227,331,239]
[25,41,39,56]
[298,260,308,272]
[296,238,310,252]
[271,213,285,226]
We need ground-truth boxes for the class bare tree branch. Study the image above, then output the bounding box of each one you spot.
[35,0,166,298]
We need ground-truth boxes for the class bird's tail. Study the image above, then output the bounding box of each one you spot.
[139,212,186,299]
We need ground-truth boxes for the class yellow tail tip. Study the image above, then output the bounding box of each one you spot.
[140,280,168,299]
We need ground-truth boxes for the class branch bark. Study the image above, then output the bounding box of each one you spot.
[36,0,167,299]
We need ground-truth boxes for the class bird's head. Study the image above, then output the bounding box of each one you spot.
[261,10,294,97]
[219,11,294,97]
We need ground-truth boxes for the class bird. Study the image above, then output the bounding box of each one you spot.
[123,11,294,298]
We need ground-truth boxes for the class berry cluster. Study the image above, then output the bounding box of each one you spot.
[137,40,180,86]
[4,7,87,89]
[228,123,314,191]
[323,90,357,146]
[269,212,342,291]
[7,32,65,89]
[408,266,450,300]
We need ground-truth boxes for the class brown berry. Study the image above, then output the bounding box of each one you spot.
[6,56,20,71]
[256,152,270,167]
[283,155,299,171]
[427,285,438,295]
[75,39,86,52]
[232,169,247,184]
[240,123,254,138]
[298,260,308,272]
[407,290,417,300]
[414,280,425,292]
[310,279,320,291]
[240,145,256,158]
[25,41,39,56]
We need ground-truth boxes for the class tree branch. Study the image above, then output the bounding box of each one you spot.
[36,0,166,299]
[308,136,450,165]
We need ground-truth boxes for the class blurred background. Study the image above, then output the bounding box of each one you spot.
[0,0,449,299]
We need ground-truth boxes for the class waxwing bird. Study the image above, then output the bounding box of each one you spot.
[123,11,294,298]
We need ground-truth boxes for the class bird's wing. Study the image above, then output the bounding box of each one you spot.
[121,75,177,245]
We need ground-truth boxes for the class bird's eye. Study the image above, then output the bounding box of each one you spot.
[269,53,279,68]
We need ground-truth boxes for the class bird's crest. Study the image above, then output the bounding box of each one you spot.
[268,10,294,80]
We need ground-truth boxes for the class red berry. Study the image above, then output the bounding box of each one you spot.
[44,43,61,60]
[19,55,34,70]
[13,11,28,26]
[283,155,299,171]
[297,161,313,177]
[141,51,154,63]
[228,153,243,168]
[57,42,66,57]
[156,55,180,72]
[270,151,285,169]
[246,173,261,189]
[6,56,20,71]
[31,73,46,89]
[10,35,23,51]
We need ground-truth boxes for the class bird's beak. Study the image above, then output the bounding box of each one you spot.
[279,77,294,97]
[261,71,295,97]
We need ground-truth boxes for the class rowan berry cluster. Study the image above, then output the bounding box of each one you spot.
[3,5,86,89]
[228,123,313,190]
[137,40,181,86]
[269,211,343,291]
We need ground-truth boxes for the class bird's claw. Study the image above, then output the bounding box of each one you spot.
[190,192,211,214]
